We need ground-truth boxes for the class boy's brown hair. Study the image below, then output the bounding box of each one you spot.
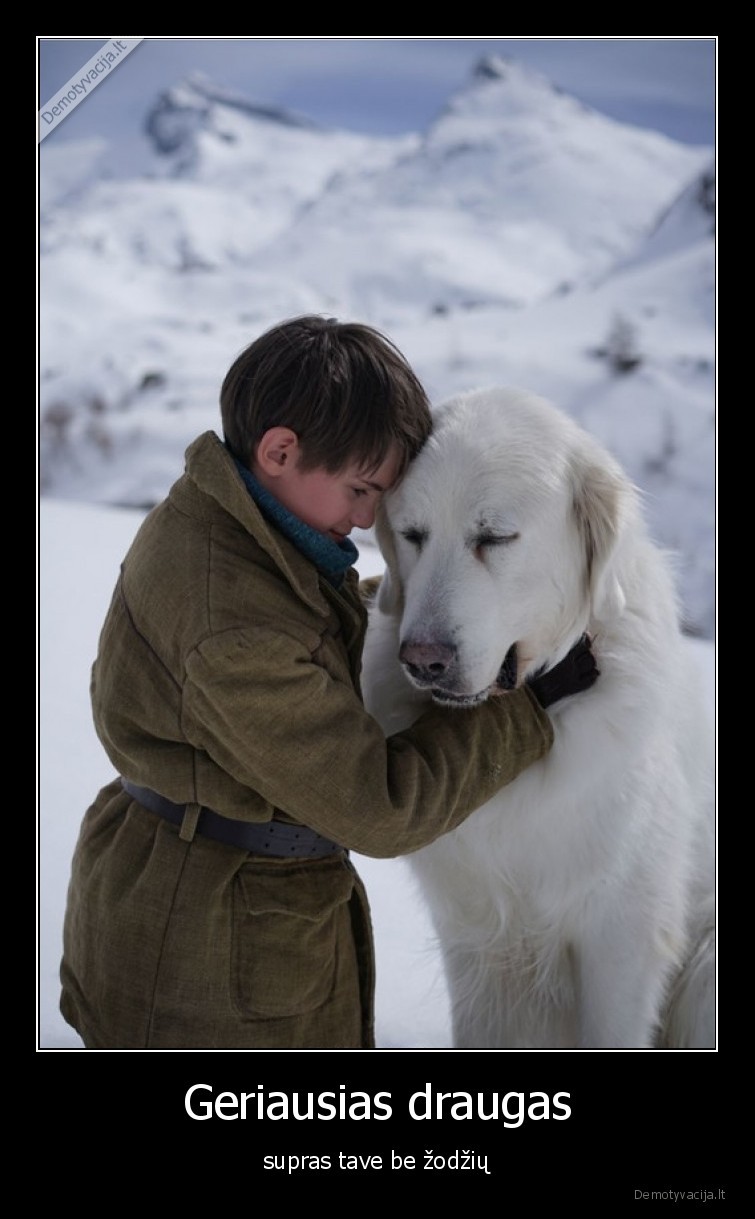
[220,315,432,476]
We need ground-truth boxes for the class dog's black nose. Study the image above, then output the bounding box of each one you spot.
[399,639,456,683]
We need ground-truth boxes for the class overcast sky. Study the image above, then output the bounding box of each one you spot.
[37,36,716,156]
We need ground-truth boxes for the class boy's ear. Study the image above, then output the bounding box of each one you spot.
[255,427,300,476]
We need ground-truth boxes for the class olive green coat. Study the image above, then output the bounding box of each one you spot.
[60,431,553,1049]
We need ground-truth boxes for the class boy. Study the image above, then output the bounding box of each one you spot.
[59,315,598,1049]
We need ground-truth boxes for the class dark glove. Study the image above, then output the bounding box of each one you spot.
[527,634,599,709]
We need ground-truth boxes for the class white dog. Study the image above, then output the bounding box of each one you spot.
[361,387,715,1050]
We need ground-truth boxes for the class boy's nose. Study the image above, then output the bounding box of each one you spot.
[353,501,377,529]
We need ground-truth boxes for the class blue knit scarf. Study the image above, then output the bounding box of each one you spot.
[232,455,359,588]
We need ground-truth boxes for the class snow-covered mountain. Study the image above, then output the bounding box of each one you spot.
[38,55,715,636]
[251,57,709,316]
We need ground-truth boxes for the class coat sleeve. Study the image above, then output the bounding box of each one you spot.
[182,624,553,859]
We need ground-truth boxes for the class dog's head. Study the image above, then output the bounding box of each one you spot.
[374,387,632,707]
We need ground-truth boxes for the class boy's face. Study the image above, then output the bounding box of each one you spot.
[254,429,402,542]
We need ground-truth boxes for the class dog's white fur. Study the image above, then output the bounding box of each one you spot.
[361,387,715,1049]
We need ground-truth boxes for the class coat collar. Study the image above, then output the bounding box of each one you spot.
[180,431,338,616]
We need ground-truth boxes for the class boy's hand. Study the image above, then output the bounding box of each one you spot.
[527,635,599,709]
[358,575,382,607]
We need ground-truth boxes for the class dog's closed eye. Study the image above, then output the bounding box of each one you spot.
[472,530,519,560]
[401,527,428,550]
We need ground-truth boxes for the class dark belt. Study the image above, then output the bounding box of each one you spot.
[120,778,344,858]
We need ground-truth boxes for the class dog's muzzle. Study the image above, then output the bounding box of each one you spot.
[399,638,519,706]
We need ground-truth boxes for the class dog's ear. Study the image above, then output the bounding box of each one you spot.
[374,503,404,615]
[569,450,629,616]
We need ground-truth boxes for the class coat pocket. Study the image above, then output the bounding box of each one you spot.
[231,855,354,1019]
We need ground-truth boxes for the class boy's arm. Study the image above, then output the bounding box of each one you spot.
[183,626,555,859]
